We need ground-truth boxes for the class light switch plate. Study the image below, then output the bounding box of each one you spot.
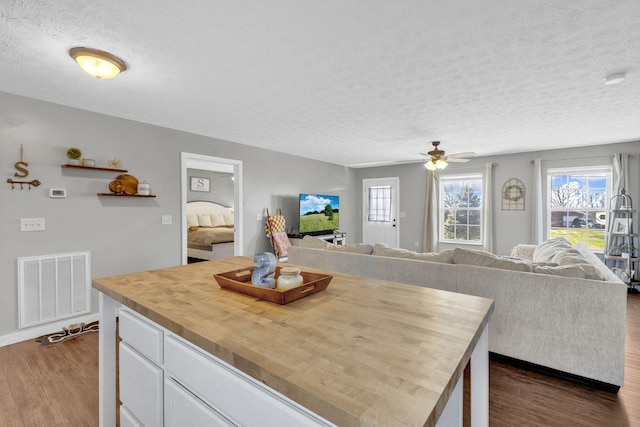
[161,215,172,225]
[20,218,45,231]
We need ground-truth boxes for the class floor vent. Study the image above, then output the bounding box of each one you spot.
[17,251,91,329]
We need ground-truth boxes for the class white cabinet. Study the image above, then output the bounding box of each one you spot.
[118,308,334,427]
[119,342,164,427]
[119,309,164,427]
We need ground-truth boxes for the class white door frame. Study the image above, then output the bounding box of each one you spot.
[181,152,243,265]
[362,177,400,248]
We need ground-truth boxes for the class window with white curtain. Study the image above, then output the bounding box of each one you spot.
[546,166,611,250]
[368,185,392,222]
[439,174,483,244]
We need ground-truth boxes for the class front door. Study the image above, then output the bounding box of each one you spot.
[362,177,399,247]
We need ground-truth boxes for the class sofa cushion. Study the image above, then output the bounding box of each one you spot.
[574,242,622,283]
[453,248,532,272]
[373,243,454,263]
[300,235,329,249]
[532,237,572,263]
[532,263,605,280]
[326,243,374,255]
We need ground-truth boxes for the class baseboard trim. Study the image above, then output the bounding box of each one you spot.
[490,352,620,394]
[0,313,100,348]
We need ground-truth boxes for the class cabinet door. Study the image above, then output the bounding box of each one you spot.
[165,377,235,427]
[120,406,143,427]
[119,308,163,364]
[119,342,164,427]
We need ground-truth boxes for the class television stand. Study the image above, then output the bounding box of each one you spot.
[289,231,346,246]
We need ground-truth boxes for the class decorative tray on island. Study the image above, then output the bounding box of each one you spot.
[213,267,332,305]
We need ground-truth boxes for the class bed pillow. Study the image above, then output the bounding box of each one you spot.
[187,214,199,228]
[223,213,234,227]
[197,214,213,227]
[209,214,226,228]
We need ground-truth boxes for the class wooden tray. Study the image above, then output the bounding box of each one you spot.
[214,266,332,305]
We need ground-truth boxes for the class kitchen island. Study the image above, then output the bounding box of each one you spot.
[93,256,494,426]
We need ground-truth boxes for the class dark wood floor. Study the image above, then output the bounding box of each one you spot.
[1,295,640,426]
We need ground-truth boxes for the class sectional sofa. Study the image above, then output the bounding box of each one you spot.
[287,236,627,390]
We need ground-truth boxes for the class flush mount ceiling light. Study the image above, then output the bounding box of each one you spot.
[604,72,626,85]
[69,47,127,79]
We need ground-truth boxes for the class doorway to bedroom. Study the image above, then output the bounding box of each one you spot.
[180,152,243,265]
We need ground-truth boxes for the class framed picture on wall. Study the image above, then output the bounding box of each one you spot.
[190,177,210,192]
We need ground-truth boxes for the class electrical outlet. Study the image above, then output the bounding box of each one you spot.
[161,215,172,225]
[20,218,45,232]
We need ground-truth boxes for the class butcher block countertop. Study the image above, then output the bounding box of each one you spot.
[93,256,494,427]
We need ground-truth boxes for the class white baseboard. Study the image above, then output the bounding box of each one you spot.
[0,313,100,348]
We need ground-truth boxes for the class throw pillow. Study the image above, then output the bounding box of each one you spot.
[510,244,536,261]
[550,248,589,266]
[532,237,572,263]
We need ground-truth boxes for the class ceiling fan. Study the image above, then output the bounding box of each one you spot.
[421,141,473,170]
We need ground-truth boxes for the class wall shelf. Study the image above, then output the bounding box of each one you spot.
[605,191,637,285]
[97,193,156,198]
[61,164,128,173]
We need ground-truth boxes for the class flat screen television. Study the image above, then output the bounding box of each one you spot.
[299,193,339,235]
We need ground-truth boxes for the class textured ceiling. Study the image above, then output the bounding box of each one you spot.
[1,1,639,167]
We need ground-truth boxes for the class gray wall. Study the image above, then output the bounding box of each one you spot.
[356,142,640,255]
[0,91,356,338]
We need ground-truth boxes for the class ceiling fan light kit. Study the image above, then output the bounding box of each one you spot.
[421,141,473,170]
[424,159,448,170]
[69,47,127,79]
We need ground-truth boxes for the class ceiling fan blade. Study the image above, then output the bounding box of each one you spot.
[447,152,475,158]
[446,157,471,163]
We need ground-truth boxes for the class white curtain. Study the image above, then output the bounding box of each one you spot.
[423,170,439,252]
[482,162,494,252]
[606,153,630,254]
[532,159,544,244]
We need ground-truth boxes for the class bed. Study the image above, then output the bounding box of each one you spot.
[187,201,235,261]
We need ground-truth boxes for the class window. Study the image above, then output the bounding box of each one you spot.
[440,174,483,243]
[547,167,611,250]
[368,186,392,222]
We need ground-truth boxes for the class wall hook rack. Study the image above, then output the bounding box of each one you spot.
[7,178,41,190]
